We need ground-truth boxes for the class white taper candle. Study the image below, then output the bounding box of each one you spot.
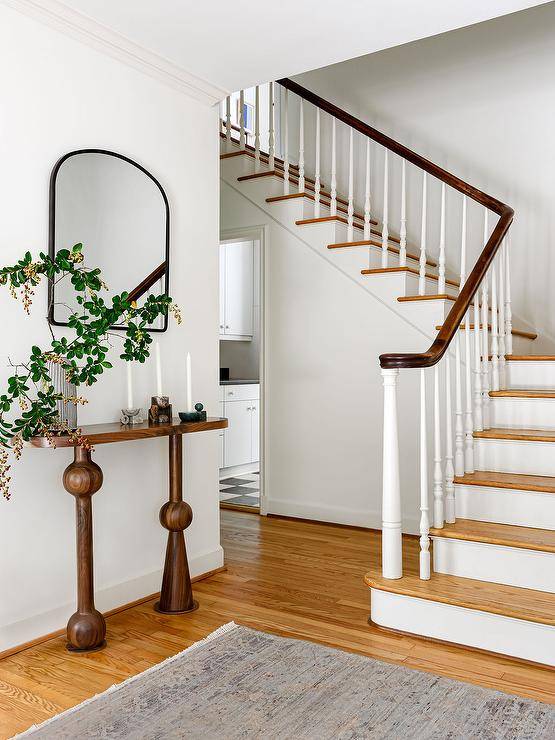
[126,362,133,409]
[186,352,193,412]
[155,342,162,397]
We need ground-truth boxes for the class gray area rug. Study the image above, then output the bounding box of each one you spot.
[17,622,555,739]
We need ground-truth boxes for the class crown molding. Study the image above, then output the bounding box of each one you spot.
[2,0,228,106]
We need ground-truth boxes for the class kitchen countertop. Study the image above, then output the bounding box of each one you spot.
[220,379,259,385]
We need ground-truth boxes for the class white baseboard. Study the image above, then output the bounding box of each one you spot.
[0,545,224,654]
[266,496,419,533]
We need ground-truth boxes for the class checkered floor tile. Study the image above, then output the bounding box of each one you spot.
[219,473,260,508]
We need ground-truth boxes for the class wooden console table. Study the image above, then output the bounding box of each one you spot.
[30,417,228,652]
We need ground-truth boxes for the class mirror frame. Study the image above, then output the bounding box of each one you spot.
[48,148,170,332]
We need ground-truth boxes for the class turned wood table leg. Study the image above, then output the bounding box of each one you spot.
[155,434,198,614]
[63,446,106,652]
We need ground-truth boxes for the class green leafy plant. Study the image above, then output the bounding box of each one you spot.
[0,243,181,500]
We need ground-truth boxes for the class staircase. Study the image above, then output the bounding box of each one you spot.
[220,80,554,667]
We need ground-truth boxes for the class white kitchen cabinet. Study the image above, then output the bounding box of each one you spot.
[219,400,225,468]
[250,402,260,463]
[219,240,254,340]
[220,384,259,469]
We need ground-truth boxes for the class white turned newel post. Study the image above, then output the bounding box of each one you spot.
[297,99,305,192]
[399,159,407,267]
[225,96,232,151]
[505,237,513,356]
[444,354,455,523]
[418,171,427,295]
[364,139,371,241]
[314,108,321,217]
[330,118,337,216]
[464,312,474,473]
[348,128,354,242]
[433,364,444,528]
[491,261,500,391]
[381,149,389,267]
[454,332,464,477]
[239,89,246,149]
[473,297,483,431]
[381,368,402,580]
[268,82,275,170]
[283,88,289,194]
[254,85,261,171]
[419,368,431,580]
[438,182,446,294]
[498,246,506,388]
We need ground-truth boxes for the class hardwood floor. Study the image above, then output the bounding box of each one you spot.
[1,510,553,737]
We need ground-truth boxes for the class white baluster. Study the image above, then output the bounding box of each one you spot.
[498,246,506,388]
[363,139,371,240]
[418,171,427,295]
[268,82,275,170]
[314,108,321,217]
[399,159,407,267]
[473,296,483,431]
[254,85,261,171]
[298,98,305,192]
[505,237,513,356]
[348,128,354,242]
[491,260,500,391]
[225,95,232,151]
[282,88,289,194]
[454,332,464,476]
[444,353,455,523]
[433,364,444,528]
[481,271,490,430]
[330,118,337,216]
[464,311,474,473]
[460,195,467,284]
[438,182,446,294]
[381,368,402,579]
[239,89,245,149]
[382,150,389,267]
[419,368,431,580]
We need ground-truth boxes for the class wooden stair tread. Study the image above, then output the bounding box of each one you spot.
[474,427,555,442]
[266,193,378,225]
[327,241,437,267]
[398,294,452,302]
[237,169,327,192]
[362,266,459,288]
[506,355,555,361]
[429,519,555,554]
[490,388,555,398]
[455,470,555,493]
[435,324,537,340]
[365,563,555,626]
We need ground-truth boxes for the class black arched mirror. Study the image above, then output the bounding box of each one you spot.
[48,149,170,332]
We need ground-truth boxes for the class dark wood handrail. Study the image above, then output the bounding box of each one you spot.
[127,262,166,304]
[278,77,514,369]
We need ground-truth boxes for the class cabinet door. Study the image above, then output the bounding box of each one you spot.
[223,400,252,468]
[224,240,253,337]
[250,402,260,464]
[219,244,226,337]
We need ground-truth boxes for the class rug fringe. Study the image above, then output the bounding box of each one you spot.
[11,621,238,739]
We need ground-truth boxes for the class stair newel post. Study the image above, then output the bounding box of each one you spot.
[298,97,305,192]
[363,138,371,241]
[283,87,289,194]
[454,331,465,476]
[491,259,500,391]
[505,237,513,356]
[399,159,407,267]
[347,127,354,242]
[314,108,321,217]
[254,85,261,172]
[330,117,337,216]
[381,149,389,267]
[239,89,246,149]
[481,211,490,428]
[444,353,456,523]
[418,171,427,295]
[268,81,275,170]
[433,363,444,528]
[437,182,446,294]
[473,296,483,431]
[381,368,402,580]
[464,310,475,473]
[419,368,431,580]
[498,245,506,388]
[225,95,232,151]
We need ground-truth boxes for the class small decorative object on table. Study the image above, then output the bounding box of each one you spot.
[179,403,207,423]
[120,408,143,426]
[149,396,173,425]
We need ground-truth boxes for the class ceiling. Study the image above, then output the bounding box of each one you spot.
[53,0,552,94]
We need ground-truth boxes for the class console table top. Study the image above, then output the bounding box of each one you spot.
[29,417,228,448]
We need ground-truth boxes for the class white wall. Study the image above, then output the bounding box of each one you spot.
[0,6,221,651]
[296,2,555,348]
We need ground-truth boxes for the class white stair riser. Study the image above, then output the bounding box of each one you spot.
[475,438,555,476]
[370,589,554,666]
[506,360,555,388]
[455,484,555,529]
[432,537,555,593]
[489,397,555,430]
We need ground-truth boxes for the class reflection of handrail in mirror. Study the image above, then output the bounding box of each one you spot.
[127,261,166,304]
